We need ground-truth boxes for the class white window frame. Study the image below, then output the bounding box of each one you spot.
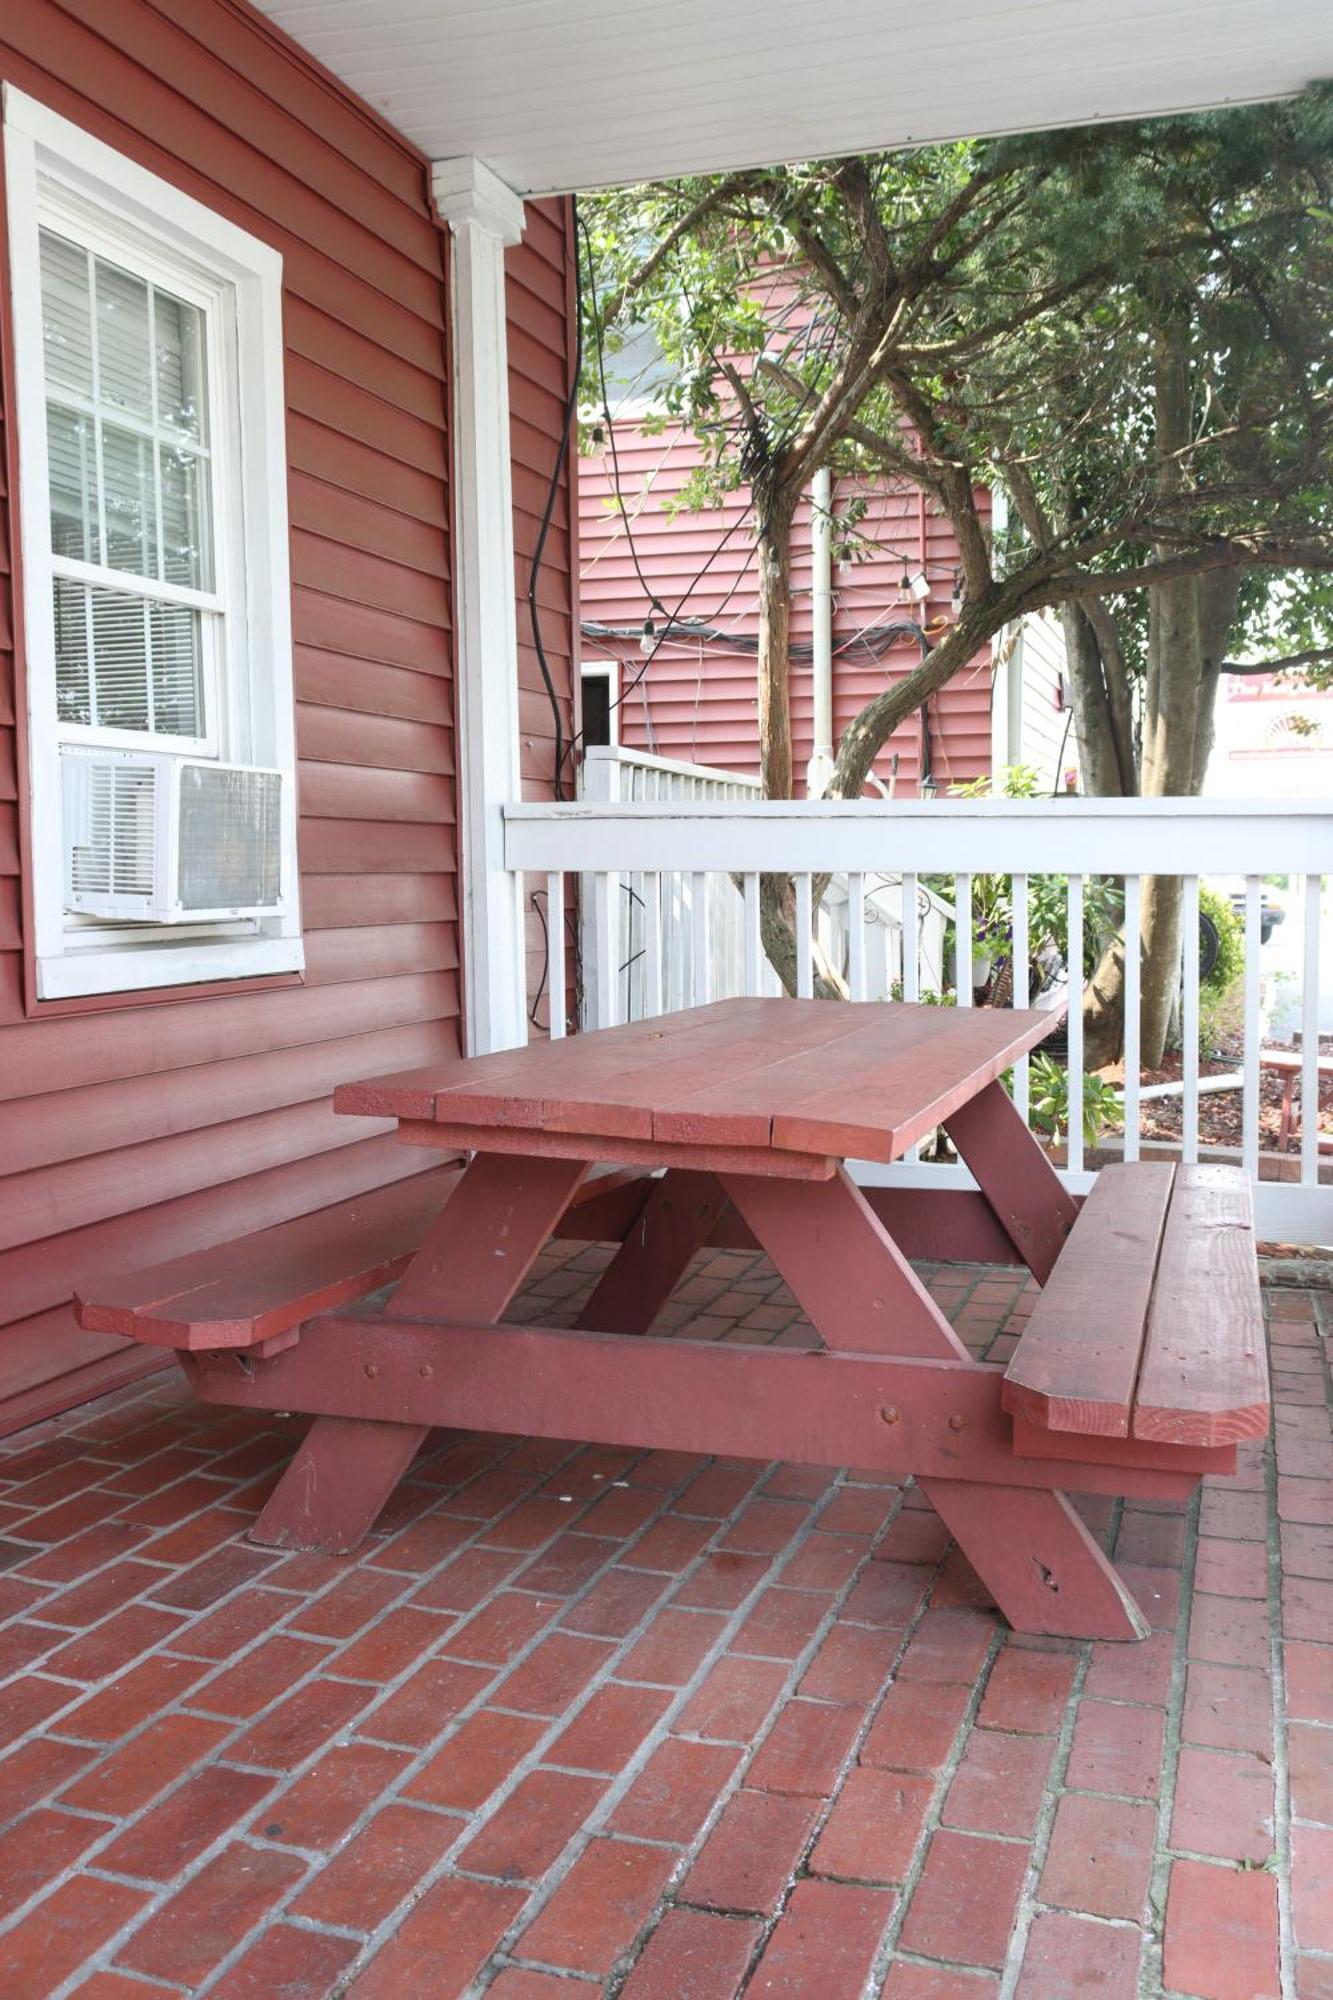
[4,87,302,1000]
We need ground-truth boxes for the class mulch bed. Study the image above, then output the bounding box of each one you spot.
[1101,1033,1333,1150]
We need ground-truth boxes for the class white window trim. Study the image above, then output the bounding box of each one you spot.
[4,86,302,1000]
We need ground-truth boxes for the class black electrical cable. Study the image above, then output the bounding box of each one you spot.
[580,613,930,666]
[528,197,585,803]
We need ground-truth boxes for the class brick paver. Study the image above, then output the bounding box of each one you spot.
[0,1241,1325,1996]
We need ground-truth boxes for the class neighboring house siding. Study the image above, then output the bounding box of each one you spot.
[0,2,576,1428]
[998,609,1075,792]
[579,429,995,791]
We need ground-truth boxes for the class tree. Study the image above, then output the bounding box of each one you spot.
[581,94,1333,1046]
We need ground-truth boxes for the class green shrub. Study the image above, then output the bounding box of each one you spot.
[1028,1054,1123,1147]
[1198,883,1244,996]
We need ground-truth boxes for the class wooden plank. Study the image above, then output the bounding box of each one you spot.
[186,1312,1203,1506]
[248,1415,431,1557]
[764,1005,1060,1162]
[576,1172,730,1335]
[0,1136,432,1333]
[1011,1415,1234,1478]
[721,1168,971,1361]
[551,1177,1028,1268]
[387,1153,587,1321]
[921,1480,1148,1640]
[74,1169,459,1350]
[337,997,858,1140]
[397,1118,837,1182]
[944,1080,1080,1284]
[251,1152,584,1552]
[1001,1162,1176,1437]
[653,1003,947,1150]
[1132,1165,1269,1447]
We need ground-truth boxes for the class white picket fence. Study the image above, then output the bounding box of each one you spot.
[508,792,1333,1246]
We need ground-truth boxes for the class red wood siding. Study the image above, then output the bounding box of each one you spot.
[509,199,578,1031]
[579,426,994,790]
[0,1,577,1429]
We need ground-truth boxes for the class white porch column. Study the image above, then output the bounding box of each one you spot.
[432,156,528,1053]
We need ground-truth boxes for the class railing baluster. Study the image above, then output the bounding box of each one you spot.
[642,871,663,1018]
[592,871,619,1028]
[1066,874,1084,1174]
[847,871,866,1001]
[743,872,762,996]
[901,872,919,1003]
[1301,874,1322,1187]
[545,870,565,1039]
[1012,871,1029,1124]
[1122,873,1142,1163]
[1180,875,1199,1165]
[795,874,814,998]
[955,872,972,1006]
[691,871,710,1007]
[1242,875,1262,1182]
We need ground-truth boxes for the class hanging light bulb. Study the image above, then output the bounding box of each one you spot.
[640,599,667,656]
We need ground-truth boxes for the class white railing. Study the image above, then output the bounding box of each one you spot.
[508,795,1333,1246]
[579,747,770,1021]
[577,748,948,1025]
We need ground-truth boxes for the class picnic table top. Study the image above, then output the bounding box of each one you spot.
[336,997,1060,1165]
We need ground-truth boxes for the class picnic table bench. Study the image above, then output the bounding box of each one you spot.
[77,999,1269,1643]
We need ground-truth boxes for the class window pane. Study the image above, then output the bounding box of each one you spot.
[90,588,150,732]
[95,260,152,420]
[40,231,93,399]
[53,578,91,726]
[47,406,98,563]
[102,424,158,579]
[159,444,211,589]
[155,292,208,442]
[149,602,205,738]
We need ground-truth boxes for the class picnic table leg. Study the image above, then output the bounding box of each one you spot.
[724,1166,1147,1641]
[944,1079,1079,1283]
[922,1480,1149,1641]
[250,1153,589,1554]
[576,1171,730,1335]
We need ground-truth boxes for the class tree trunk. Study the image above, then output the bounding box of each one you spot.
[1061,603,1132,798]
[756,497,798,803]
[1079,311,1243,1070]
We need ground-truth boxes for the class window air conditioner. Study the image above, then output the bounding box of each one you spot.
[62,747,285,923]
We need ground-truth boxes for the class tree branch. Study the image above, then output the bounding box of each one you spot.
[1220,647,1333,676]
[597,173,758,327]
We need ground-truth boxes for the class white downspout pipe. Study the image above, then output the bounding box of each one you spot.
[805,466,834,796]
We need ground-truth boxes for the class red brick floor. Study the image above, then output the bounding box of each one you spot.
[0,1242,1328,1998]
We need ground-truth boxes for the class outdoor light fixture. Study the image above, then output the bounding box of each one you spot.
[640,598,668,655]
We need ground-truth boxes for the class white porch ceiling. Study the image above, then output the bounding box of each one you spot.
[256,0,1333,196]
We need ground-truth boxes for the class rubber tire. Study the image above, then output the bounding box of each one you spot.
[1198,909,1221,985]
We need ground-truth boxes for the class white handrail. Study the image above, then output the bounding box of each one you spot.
[512,794,1333,1247]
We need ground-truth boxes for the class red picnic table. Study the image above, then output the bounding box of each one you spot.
[78,998,1269,1644]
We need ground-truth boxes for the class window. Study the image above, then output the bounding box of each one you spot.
[581,659,619,748]
[5,88,301,998]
